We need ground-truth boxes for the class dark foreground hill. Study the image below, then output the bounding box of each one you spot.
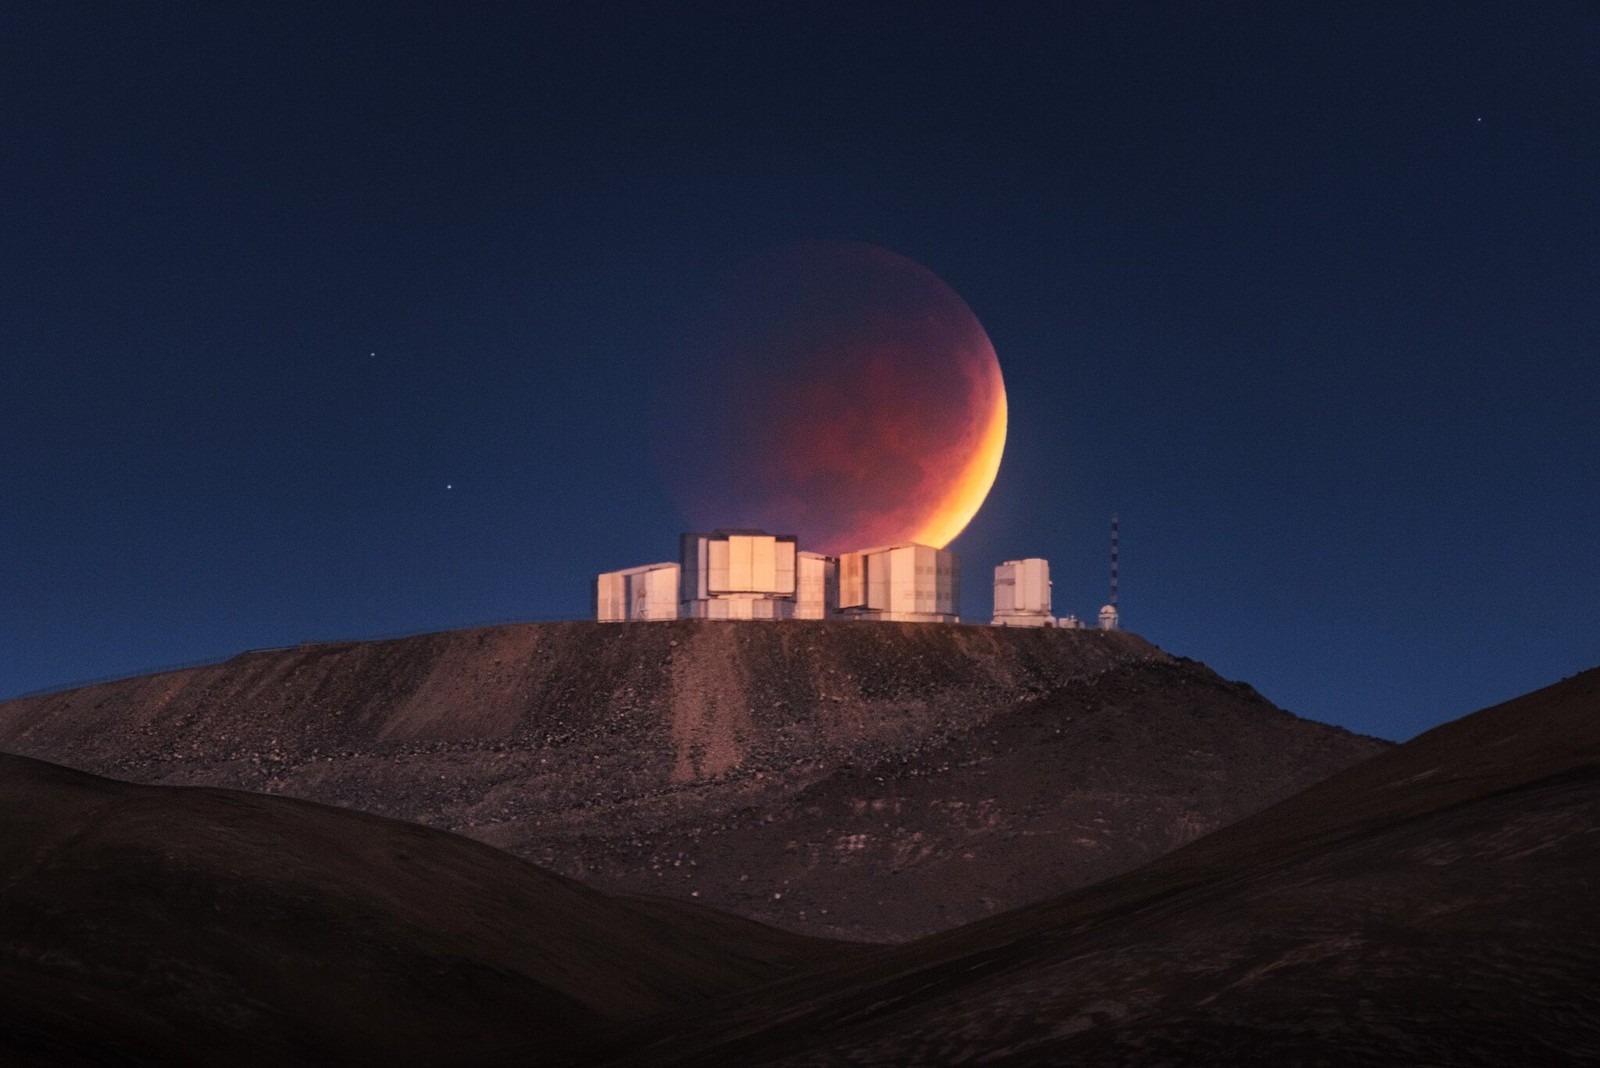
[586,666,1600,1067]
[0,753,851,1068]
[0,621,1385,940]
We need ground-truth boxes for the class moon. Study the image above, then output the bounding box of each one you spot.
[655,241,1007,555]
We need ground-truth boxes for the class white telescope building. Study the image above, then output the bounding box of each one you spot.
[992,557,1054,627]
[795,550,838,619]
[680,530,802,620]
[598,530,838,621]
[596,514,1123,629]
[593,561,680,622]
[835,543,960,623]
[596,531,946,622]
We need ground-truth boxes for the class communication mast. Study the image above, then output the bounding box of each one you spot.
[1110,513,1119,610]
[1099,513,1121,632]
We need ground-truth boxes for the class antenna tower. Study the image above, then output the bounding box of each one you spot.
[1110,513,1119,608]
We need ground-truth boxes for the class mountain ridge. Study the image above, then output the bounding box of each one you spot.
[581,665,1600,1066]
[0,621,1386,940]
[0,751,855,1068]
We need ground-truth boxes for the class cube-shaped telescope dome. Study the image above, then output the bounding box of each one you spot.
[992,557,1053,627]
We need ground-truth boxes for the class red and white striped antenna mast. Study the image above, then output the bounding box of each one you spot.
[1110,513,1119,610]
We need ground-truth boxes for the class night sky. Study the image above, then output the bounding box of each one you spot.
[4,3,1597,741]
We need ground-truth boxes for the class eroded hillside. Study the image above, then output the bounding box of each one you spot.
[588,666,1600,1067]
[0,753,850,1068]
[0,621,1385,939]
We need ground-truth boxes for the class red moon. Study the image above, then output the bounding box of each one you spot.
[656,241,1007,555]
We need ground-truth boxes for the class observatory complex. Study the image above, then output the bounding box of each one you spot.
[596,530,956,624]
[595,518,1122,630]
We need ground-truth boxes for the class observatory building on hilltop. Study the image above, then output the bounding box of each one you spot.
[991,557,1054,627]
[596,529,953,623]
[678,530,836,620]
[836,543,959,624]
[592,561,680,622]
[595,530,838,622]
[595,514,1123,630]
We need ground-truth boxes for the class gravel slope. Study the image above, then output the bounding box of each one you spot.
[0,621,1384,939]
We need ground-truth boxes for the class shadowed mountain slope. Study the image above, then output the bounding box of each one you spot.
[0,622,1385,940]
[586,665,1600,1067]
[0,754,851,1068]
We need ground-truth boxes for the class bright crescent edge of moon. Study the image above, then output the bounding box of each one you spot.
[907,360,1008,550]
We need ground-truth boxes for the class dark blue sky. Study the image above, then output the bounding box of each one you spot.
[3,3,1596,740]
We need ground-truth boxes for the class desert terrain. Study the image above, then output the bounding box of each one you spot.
[0,622,1384,939]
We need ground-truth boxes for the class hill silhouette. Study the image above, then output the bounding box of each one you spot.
[585,665,1600,1066]
[5,653,1593,1064]
[0,621,1384,940]
[0,753,850,1068]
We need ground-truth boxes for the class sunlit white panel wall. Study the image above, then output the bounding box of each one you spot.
[796,552,837,619]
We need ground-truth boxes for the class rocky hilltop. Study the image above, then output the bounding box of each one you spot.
[0,621,1385,940]
[4,658,1594,1066]
[595,665,1600,1067]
